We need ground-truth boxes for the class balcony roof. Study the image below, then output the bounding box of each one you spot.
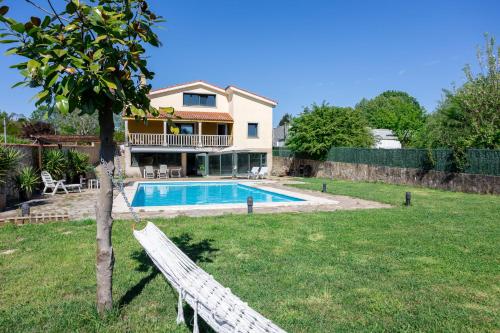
[126,110,234,122]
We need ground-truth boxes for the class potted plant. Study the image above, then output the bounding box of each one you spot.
[16,166,40,201]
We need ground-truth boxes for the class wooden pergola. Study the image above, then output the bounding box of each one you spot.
[30,134,100,169]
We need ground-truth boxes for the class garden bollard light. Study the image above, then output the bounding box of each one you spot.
[405,192,411,206]
[322,183,327,192]
[247,196,253,214]
[21,202,30,216]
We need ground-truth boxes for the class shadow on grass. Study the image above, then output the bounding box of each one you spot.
[118,233,219,321]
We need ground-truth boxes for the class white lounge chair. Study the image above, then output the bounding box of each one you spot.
[143,166,155,179]
[257,166,269,179]
[248,166,260,179]
[41,171,82,195]
[157,164,169,179]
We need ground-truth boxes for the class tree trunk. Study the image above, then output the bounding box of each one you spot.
[96,108,115,314]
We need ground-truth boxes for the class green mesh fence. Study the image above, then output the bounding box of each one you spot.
[273,148,500,176]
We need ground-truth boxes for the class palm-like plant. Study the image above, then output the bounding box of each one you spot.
[16,166,40,200]
[66,150,92,181]
[0,146,22,184]
[42,149,67,180]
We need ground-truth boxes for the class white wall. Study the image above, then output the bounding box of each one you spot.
[149,86,229,113]
[229,92,273,150]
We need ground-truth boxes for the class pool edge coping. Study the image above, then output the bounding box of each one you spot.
[113,180,339,213]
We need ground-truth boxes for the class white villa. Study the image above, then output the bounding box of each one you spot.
[123,80,277,177]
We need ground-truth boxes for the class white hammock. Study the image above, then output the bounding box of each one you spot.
[134,222,287,333]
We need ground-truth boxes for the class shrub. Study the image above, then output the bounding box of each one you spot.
[16,166,40,199]
[66,150,92,181]
[0,146,22,184]
[42,149,67,180]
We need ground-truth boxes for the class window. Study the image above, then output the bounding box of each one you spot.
[179,124,194,134]
[248,123,258,138]
[131,153,181,167]
[183,93,216,107]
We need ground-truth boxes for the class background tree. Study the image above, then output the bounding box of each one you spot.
[0,110,28,138]
[278,112,293,126]
[31,105,99,135]
[287,102,373,159]
[0,0,163,313]
[355,91,426,146]
[21,120,55,138]
[413,35,499,169]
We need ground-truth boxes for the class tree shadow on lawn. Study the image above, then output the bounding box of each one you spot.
[118,233,219,331]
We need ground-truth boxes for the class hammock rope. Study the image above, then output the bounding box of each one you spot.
[100,158,287,333]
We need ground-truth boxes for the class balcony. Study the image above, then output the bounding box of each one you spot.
[128,133,233,147]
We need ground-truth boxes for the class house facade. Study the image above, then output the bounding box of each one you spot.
[123,81,277,177]
[370,129,402,149]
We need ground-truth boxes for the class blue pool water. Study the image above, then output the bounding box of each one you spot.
[131,182,304,207]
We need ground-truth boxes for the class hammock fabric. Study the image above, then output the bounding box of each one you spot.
[134,222,287,333]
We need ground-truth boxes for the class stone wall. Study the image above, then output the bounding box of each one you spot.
[272,156,500,195]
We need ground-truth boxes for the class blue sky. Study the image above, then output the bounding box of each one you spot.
[0,0,499,125]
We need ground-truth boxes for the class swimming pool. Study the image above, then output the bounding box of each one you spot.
[131,182,304,207]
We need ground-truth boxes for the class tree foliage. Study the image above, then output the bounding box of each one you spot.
[421,36,499,150]
[21,120,55,138]
[0,0,165,313]
[412,36,500,169]
[0,0,163,119]
[355,91,426,146]
[278,112,293,126]
[287,102,373,159]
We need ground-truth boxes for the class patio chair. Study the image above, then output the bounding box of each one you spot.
[144,166,155,179]
[41,171,82,196]
[157,164,169,179]
[170,167,182,178]
[257,166,269,179]
[248,166,260,179]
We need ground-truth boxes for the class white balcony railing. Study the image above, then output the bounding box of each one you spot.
[128,133,233,147]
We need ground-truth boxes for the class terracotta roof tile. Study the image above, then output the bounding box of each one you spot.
[158,110,233,122]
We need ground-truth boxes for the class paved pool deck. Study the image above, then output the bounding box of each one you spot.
[0,178,391,221]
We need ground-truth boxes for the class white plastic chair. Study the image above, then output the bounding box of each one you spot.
[143,166,155,179]
[157,164,169,179]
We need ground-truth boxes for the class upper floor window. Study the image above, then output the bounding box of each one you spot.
[183,93,216,107]
[248,123,258,138]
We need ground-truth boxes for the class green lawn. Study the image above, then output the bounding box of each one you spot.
[0,179,499,332]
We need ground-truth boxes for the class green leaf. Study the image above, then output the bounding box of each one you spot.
[53,49,67,58]
[93,48,103,60]
[4,47,17,55]
[130,105,146,117]
[36,90,49,100]
[47,73,59,87]
[27,59,40,71]
[11,22,25,33]
[11,81,25,88]
[66,2,77,14]
[0,39,17,44]
[89,63,99,72]
[102,78,117,90]
[41,16,50,28]
[94,35,107,43]
[55,95,69,114]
